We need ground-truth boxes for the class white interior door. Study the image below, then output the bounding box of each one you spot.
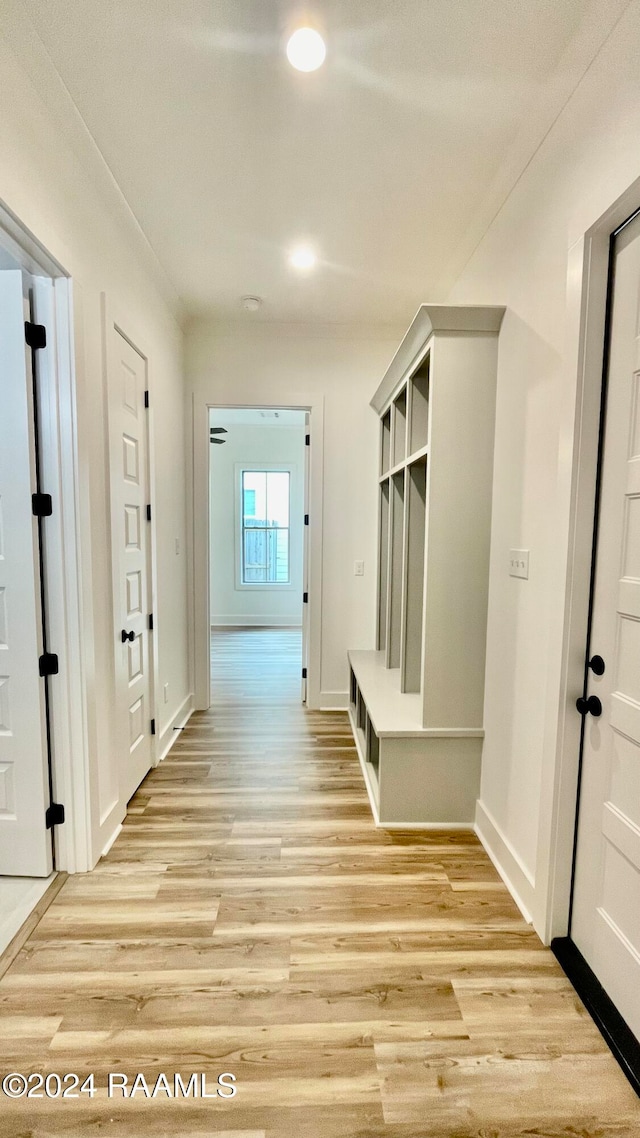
[109,326,153,805]
[572,211,640,1040]
[0,271,52,876]
[301,413,310,703]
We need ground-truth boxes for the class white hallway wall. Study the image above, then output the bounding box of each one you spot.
[447,1,640,935]
[210,420,305,626]
[0,24,190,864]
[187,321,403,705]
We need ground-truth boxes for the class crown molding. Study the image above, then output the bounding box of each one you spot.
[436,0,632,297]
[371,304,505,414]
[1,4,182,320]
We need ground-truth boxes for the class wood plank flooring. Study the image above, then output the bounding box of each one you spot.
[1,626,639,1136]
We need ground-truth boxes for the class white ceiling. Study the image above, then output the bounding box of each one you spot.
[15,0,612,323]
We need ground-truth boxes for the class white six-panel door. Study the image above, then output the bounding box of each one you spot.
[0,271,52,876]
[109,327,153,806]
[572,212,640,1040]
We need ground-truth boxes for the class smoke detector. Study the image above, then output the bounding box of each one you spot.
[241,295,263,312]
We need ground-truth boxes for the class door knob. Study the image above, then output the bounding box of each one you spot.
[588,655,605,676]
[121,629,135,643]
[576,694,602,717]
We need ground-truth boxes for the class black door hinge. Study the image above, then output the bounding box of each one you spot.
[144,390,150,409]
[25,321,46,350]
[45,802,65,829]
[146,504,152,522]
[32,492,53,517]
[303,591,308,603]
[150,718,156,736]
[305,434,310,446]
[304,514,309,526]
[148,612,154,631]
[39,652,59,677]
[302,667,307,679]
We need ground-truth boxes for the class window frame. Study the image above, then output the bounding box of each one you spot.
[234,463,297,591]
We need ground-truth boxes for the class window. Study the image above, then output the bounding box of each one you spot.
[241,470,290,583]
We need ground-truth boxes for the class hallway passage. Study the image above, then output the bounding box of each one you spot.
[1,627,639,1135]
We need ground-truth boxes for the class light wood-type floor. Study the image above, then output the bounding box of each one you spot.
[2,626,639,1136]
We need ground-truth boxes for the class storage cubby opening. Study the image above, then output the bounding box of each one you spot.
[381,409,391,474]
[377,480,390,651]
[393,387,407,465]
[410,356,430,455]
[387,470,405,669]
[350,668,357,709]
[402,456,427,693]
[356,687,367,733]
[367,721,380,779]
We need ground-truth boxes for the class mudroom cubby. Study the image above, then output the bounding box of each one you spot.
[348,304,505,826]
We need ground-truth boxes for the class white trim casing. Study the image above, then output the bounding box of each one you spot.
[32,277,92,873]
[101,295,159,856]
[538,175,640,943]
[0,205,92,874]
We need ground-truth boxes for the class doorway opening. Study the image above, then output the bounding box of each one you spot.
[0,208,88,954]
[552,204,640,1096]
[208,407,309,704]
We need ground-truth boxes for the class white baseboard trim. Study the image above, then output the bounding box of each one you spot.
[95,696,194,867]
[378,821,475,831]
[474,799,535,925]
[101,823,122,859]
[320,691,349,710]
[156,693,194,765]
[0,875,57,958]
[211,618,303,628]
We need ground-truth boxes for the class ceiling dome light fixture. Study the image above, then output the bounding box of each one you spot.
[289,245,317,271]
[241,295,263,312]
[286,27,326,72]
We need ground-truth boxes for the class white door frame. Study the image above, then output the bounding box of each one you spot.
[102,295,159,793]
[540,174,640,943]
[192,400,324,711]
[0,202,91,873]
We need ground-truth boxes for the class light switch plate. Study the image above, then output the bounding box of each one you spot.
[509,549,529,579]
[354,560,365,577]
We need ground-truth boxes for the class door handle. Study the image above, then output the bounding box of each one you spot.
[588,655,605,676]
[576,694,602,717]
[121,629,135,643]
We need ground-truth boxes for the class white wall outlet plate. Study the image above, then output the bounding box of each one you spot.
[354,560,365,576]
[509,549,530,579]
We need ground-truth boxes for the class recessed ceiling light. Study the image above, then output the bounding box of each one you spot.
[286,27,326,72]
[289,245,317,271]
